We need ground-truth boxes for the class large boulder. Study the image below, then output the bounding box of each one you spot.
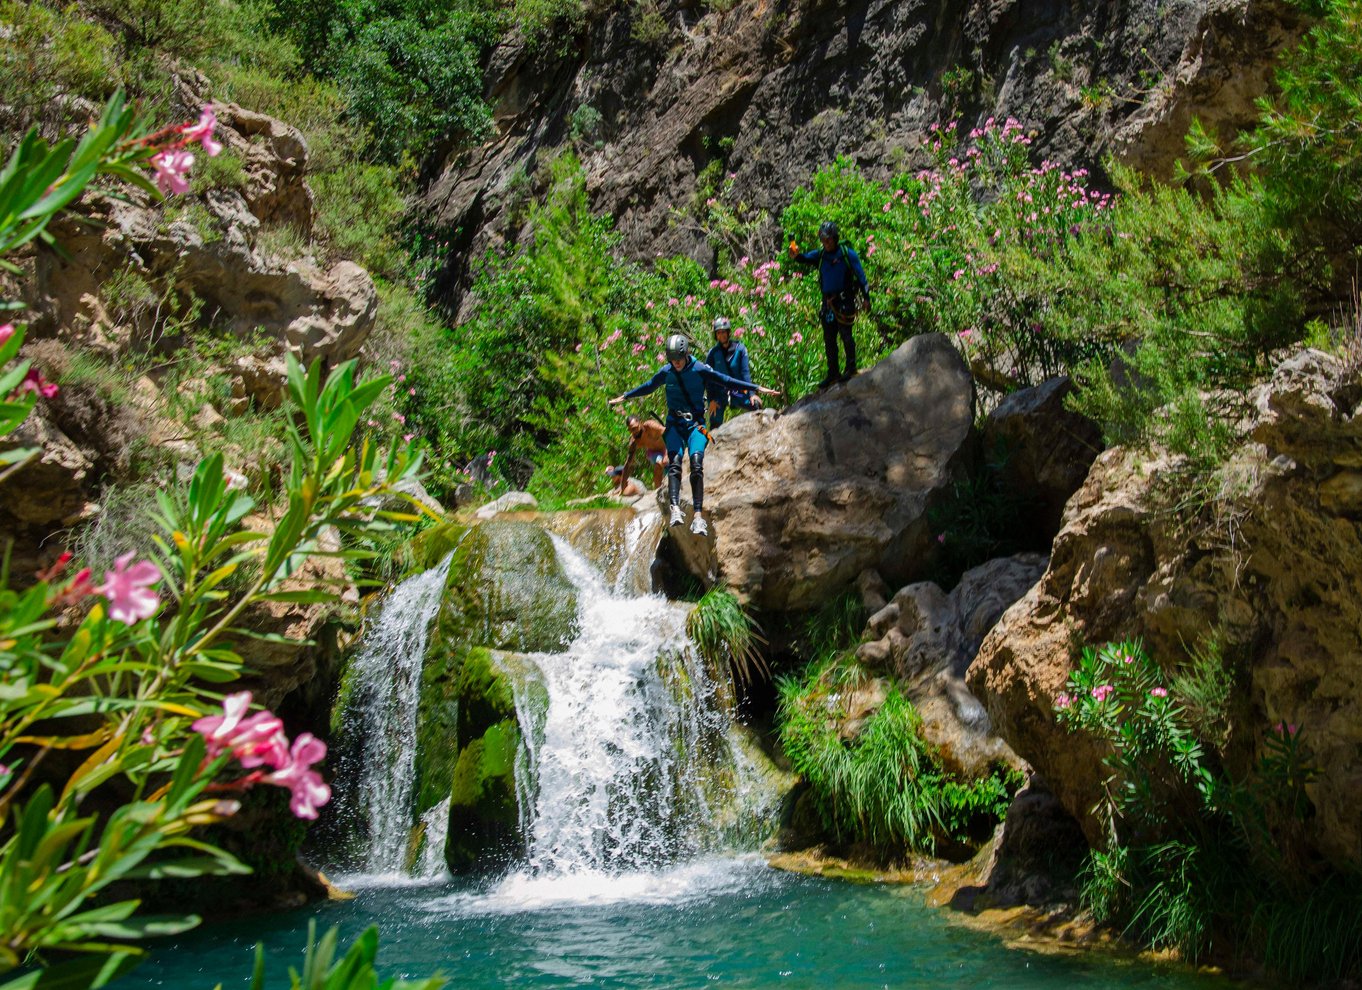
[857,553,1047,778]
[968,350,1362,867]
[666,333,974,612]
[981,376,1103,538]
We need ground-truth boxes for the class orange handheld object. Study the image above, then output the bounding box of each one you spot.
[789,239,798,254]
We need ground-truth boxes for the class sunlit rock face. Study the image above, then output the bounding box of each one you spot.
[424,0,1302,313]
[664,332,974,613]
[969,349,1362,869]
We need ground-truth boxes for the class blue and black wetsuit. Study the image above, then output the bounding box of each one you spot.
[792,243,868,380]
[704,339,755,428]
[621,358,761,511]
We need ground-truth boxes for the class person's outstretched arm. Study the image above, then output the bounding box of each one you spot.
[608,368,667,405]
[700,366,780,397]
[617,439,639,493]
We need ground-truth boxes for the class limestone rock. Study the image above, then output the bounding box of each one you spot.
[968,349,1362,867]
[474,491,539,520]
[666,333,974,612]
[0,413,93,526]
[232,353,289,411]
[981,376,1103,538]
[23,107,376,366]
[217,104,314,234]
[857,554,1046,778]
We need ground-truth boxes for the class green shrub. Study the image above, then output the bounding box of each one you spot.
[778,669,1017,853]
[311,161,406,275]
[0,0,122,132]
[1056,639,1362,978]
[191,147,247,194]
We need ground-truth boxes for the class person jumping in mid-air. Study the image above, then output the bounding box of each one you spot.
[789,220,870,389]
[609,334,779,537]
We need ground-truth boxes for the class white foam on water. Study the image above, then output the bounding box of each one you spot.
[423,854,774,917]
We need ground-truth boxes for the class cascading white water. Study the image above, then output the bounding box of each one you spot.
[507,534,738,877]
[334,551,454,878]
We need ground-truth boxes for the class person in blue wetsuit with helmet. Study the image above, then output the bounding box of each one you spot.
[609,333,780,537]
[789,220,870,389]
[705,316,762,428]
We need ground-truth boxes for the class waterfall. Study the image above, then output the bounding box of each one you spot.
[506,534,740,876]
[332,551,454,879]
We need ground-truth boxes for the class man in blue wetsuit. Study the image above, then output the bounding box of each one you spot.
[609,333,780,537]
[705,316,762,428]
[789,220,870,389]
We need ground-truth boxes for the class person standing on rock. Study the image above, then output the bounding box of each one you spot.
[609,334,780,537]
[789,220,870,389]
[705,316,762,428]
[615,414,668,493]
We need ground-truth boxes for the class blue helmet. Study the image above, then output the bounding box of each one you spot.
[819,220,839,242]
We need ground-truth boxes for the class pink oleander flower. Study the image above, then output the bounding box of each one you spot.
[0,324,13,345]
[18,367,58,399]
[1275,721,1299,736]
[265,733,331,819]
[96,552,161,624]
[1091,684,1114,703]
[1150,686,1168,698]
[403,432,415,442]
[181,106,223,156]
[150,149,194,196]
[1054,692,1073,709]
[193,692,286,765]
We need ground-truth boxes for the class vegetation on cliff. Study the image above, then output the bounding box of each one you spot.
[1055,641,1362,982]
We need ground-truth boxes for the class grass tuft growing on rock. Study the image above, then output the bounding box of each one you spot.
[686,586,767,688]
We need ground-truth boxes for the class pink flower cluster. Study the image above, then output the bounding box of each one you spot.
[1149,686,1168,698]
[1090,684,1115,703]
[148,105,223,197]
[1054,692,1073,709]
[18,367,58,399]
[193,691,331,819]
[97,552,161,624]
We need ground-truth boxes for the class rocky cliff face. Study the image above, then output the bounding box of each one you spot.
[426,0,1302,313]
[968,349,1362,869]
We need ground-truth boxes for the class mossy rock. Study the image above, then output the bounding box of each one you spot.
[414,646,515,812]
[413,521,576,817]
[438,519,579,653]
[409,521,470,572]
[445,719,522,875]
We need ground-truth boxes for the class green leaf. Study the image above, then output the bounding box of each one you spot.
[77,914,202,939]
[0,953,140,990]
